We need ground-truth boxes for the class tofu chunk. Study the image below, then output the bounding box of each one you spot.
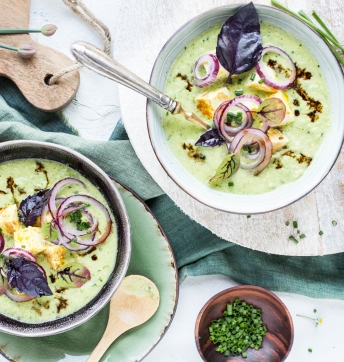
[268,128,289,153]
[268,91,294,126]
[195,87,230,119]
[14,227,50,254]
[43,245,65,270]
[0,204,20,234]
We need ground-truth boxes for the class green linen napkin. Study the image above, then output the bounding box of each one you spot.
[0,77,344,299]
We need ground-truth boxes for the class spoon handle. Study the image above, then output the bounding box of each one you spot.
[71,41,177,112]
[86,317,128,362]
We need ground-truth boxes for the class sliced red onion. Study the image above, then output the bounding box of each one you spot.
[255,46,296,90]
[2,248,36,262]
[214,95,262,130]
[229,128,272,175]
[41,197,64,226]
[5,289,35,302]
[193,54,219,88]
[51,223,90,251]
[0,233,4,254]
[57,195,111,246]
[48,178,86,218]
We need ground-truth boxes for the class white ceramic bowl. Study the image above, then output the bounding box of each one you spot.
[147,4,344,214]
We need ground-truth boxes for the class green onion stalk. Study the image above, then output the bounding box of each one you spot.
[271,0,344,67]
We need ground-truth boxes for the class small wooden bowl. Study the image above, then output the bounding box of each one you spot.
[195,285,293,362]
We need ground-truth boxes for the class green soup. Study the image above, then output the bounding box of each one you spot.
[0,159,117,323]
[162,22,331,194]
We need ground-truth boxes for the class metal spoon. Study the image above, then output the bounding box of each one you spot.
[86,275,160,362]
[71,42,210,130]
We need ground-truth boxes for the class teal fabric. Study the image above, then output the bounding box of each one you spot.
[1,77,344,300]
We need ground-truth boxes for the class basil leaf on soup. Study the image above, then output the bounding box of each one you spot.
[216,2,263,79]
[18,189,51,227]
[210,153,240,183]
[195,128,224,147]
[6,257,52,297]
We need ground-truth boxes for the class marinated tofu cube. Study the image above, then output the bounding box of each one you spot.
[14,227,50,254]
[195,87,230,119]
[268,128,289,153]
[43,245,65,270]
[0,204,20,234]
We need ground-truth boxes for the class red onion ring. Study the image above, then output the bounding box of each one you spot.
[48,178,86,218]
[193,54,219,88]
[57,195,112,247]
[2,248,36,262]
[5,289,35,302]
[228,128,272,175]
[41,197,64,226]
[255,46,296,90]
[0,233,4,254]
[51,223,90,251]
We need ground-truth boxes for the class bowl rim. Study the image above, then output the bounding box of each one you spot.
[194,284,294,361]
[146,3,344,214]
[0,140,131,337]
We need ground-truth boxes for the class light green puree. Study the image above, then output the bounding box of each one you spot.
[0,159,118,323]
[163,22,331,194]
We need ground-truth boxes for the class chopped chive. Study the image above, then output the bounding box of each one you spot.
[228,181,234,187]
[21,245,26,248]
[247,215,251,219]
[293,221,298,228]
[289,235,298,244]
[332,220,337,226]
[319,230,323,235]
[285,221,290,226]
[300,234,306,239]
[235,90,243,96]
[297,230,300,234]
[314,309,317,313]
[250,73,256,81]
[308,348,312,353]
[258,78,265,84]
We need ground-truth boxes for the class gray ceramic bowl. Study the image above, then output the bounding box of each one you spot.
[147,4,344,214]
[0,140,131,337]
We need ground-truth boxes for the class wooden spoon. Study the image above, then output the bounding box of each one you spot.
[87,275,160,362]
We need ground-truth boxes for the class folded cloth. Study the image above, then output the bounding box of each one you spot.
[1,77,343,299]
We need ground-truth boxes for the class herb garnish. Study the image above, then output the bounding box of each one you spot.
[216,2,263,81]
[18,189,51,226]
[208,299,267,357]
[57,262,91,288]
[195,128,224,147]
[69,209,91,231]
[210,154,240,183]
[6,257,52,297]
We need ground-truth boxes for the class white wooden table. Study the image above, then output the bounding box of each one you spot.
[1,1,340,361]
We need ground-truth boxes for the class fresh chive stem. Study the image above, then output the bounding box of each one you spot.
[296,314,317,321]
[298,10,312,23]
[271,0,344,53]
[0,29,41,34]
[0,43,18,52]
[312,11,337,42]
[289,235,298,244]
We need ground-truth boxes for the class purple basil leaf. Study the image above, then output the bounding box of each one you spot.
[6,257,52,297]
[195,128,224,147]
[18,189,51,227]
[57,262,91,288]
[216,2,262,78]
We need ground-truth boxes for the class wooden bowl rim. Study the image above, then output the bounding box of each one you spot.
[194,285,294,361]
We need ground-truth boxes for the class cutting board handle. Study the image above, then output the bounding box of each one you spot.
[0,0,80,112]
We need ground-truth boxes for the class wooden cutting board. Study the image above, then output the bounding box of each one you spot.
[0,0,79,112]
[114,0,344,256]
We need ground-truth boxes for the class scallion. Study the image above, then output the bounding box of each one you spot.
[235,90,243,96]
[250,73,256,81]
[289,235,298,244]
